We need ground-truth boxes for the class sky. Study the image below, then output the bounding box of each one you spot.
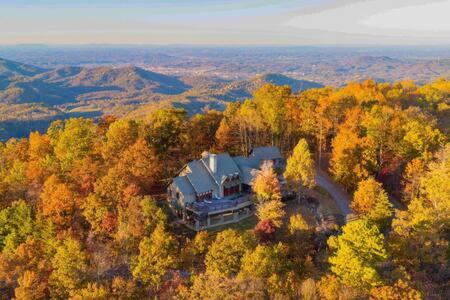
[1,0,450,45]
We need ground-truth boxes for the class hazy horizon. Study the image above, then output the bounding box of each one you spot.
[2,0,450,45]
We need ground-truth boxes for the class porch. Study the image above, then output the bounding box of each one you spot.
[183,193,254,231]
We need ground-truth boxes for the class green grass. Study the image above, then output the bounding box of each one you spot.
[206,215,258,234]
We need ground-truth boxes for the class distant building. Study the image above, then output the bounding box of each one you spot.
[167,146,285,230]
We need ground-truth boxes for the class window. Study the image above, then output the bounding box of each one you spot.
[196,191,212,202]
[224,185,239,197]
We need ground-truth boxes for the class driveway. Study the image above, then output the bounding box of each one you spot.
[315,168,351,216]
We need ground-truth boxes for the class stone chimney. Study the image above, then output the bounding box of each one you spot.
[209,154,217,173]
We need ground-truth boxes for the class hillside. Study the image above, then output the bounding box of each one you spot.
[1,58,325,138]
[0,63,192,105]
[126,73,324,119]
[0,58,46,78]
[218,73,323,100]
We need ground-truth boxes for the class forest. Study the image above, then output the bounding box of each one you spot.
[0,78,448,299]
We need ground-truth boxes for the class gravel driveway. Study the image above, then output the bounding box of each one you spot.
[315,168,351,216]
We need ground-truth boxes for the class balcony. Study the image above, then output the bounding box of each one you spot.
[186,193,252,215]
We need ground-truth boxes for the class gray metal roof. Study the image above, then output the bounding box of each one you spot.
[173,176,195,195]
[239,165,260,185]
[250,146,282,161]
[173,146,282,197]
[201,153,241,184]
[233,155,259,169]
[186,160,218,194]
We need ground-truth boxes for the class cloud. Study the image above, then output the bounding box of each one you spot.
[285,0,450,37]
[361,0,450,32]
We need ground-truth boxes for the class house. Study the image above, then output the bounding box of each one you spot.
[167,146,285,230]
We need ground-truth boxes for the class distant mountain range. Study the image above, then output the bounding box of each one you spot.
[0,58,323,140]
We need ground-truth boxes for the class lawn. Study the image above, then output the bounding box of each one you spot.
[206,214,258,234]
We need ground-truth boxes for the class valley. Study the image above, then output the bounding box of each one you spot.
[0,46,449,140]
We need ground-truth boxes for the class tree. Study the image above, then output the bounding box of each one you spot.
[362,105,400,176]
[92,167,128,210]
[111,276,141,299]
[300,278,318,300]
[390,144,449,269]
[255,200,285,228]
[252,162,285,227]
[15,270,49,300]
[116,195,167,245]
[235,100,268,155]
[317,274,343,300]
[284,139,316,197]
[82,194,109,235]
[0,238,51,297]
[288,213,309,235]
[214,102,241,155]
[351,177,393,229]
[239,243,290,280]
[180,231,210,271]
[401,158,426,204]
[116,139,162,192]
[184,273,265,300]
[185,111,222,157]
[370,279,422,300]
[70,282,109,300]
[253,83,291,146]
[252,162,281,203]
[53,118,96,171]
[131,224,178,290]
[328,219,388,291]
[1,159,28,206]
[49,238,88,298]
[146,108,187,155]
[330,110,371,190]
[102,119,139,162]
[400,107,445,160]
[205,229,249,277]
[39,175,77,229]
[254,219,277,243]
[28,131,52,161]
[0,200,34,253]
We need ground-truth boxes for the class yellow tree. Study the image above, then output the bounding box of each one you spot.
[390,144,449,269]
[370,279,422,300]
[330,108,374,190]
[102,119,139,162]
[234,100,268,155]
[284,138,316,197]
[53,118,96,171]
[328,219,388,291]
[238,243,290,280]
[49,238,88,298]
[253,83,291,147]
[204,229,249,277]
[253,162,282,203]
[351,177,393,229]
[252,162,284,227]
[401,157,426,204]
[131,224,178,291]
[15,270,49,300]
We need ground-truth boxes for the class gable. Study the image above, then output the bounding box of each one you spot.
[185,161,218,194]
[201,153,241,184]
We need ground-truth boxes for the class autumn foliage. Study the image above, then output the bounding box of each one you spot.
[0,78,447,298]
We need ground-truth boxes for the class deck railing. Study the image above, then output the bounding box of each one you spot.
[186,194,252,214]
